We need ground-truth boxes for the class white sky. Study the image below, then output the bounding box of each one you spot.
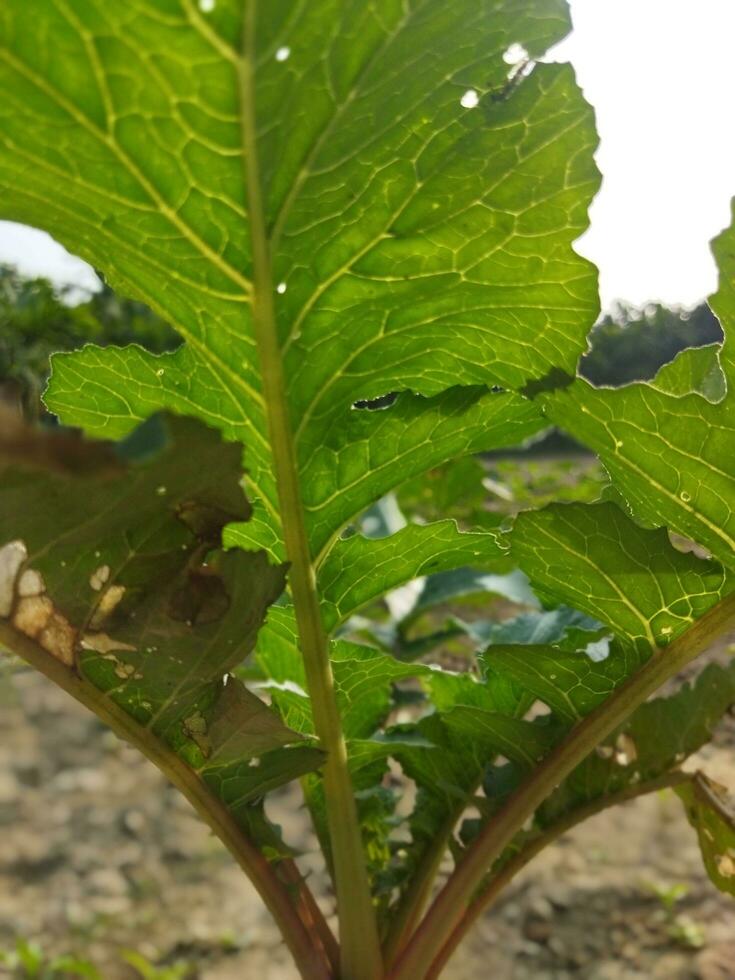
[0,0,733,309]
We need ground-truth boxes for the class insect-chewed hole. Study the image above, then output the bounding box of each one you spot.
[459,88,479,109]
[503,42,529,65]
[351,392,398,411]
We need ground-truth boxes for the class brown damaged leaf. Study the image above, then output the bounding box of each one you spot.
[0,543,76,665]
[0,411,323,821]
[677,772,735,896]
[0,404,122,476]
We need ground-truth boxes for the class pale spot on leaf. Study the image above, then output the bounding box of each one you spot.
[0,540,26,616]
[90,584,126,629]
[18,568,45,597]
[13,594,76,666]
[715,853,735,878]
[89,564,110,591]
[184,711,210,755]
[275,47,291,63]
[614,732,637,766]
[81,632,136,655]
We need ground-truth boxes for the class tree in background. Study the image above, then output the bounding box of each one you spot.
[580,300,722,386]
[0,265,177,418]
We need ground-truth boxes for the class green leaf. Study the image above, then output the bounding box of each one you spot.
[676,773,735,897]
[440,708,558,769]
[651,344,726,402]
[259,611,428,742]
[541,209,735,571]
[538,661,735,827]
[318,520,509,631]
[427,665,529,718]
[49,352,545,561]
[480,640,638,724]
[0,413,322,834]
[511,501,733,653]
[390,656,546,881]
[396,456,493,528]
[0,3,604,933]
[0,1,596,561]
[393,705,558,881]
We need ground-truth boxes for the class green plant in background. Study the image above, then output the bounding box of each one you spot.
[121,950,192,980]
[0,940,193,980]
[0,267,177,419]
[0,938,102,979]
[0,3,734,980]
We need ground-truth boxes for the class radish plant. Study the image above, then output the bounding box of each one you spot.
[0,2,734,978]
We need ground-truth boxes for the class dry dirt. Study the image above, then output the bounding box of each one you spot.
[0,663,734,980]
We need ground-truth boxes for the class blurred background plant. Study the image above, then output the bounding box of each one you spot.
[0,938,194,979]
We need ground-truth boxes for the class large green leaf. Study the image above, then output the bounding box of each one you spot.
[49,356,546,562]
[0,413,322,833]
[511,501,733,654]
[540,209,735,571]
[0,0,599,562]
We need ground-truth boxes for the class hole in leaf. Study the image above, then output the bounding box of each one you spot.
[276,282,287,294]
[614,732,637,766]
[502,43,529,65]
[459,89,479,109]
[275,46,291,63]
[198,0,215,12]
[523,700,551,722]
[0,540,26,616]
[89,564,110,591]
[352,392,398,411]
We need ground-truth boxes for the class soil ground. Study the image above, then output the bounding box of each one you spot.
[1,654,734,980]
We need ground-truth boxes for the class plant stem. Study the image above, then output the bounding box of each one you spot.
[0,624,331,980]
[280,860,341,975]
[238,7,382,978]
[424,770,692,979]
[382,818,452,964]
[389,591,735,980]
